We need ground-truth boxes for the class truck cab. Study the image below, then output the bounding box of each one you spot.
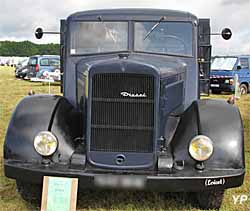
[4,9,244,210]
[210,55,250,94]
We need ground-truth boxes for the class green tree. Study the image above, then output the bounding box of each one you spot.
[0,41,59,56]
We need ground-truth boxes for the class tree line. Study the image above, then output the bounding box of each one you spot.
[0,41,60,56]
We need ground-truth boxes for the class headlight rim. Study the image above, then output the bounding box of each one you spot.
[189,135,214,162]
[33,131,58,156]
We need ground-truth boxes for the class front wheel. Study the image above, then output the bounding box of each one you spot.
[240,84,248,95]
[195,190,224,210]
[16,180,42,204]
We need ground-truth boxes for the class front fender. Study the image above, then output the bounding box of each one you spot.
[172,99,245,170]
[4,95,83,163]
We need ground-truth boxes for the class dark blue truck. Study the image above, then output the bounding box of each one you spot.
[210,56,250,94]
[4,9,244,210]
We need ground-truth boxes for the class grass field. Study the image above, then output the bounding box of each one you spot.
[0,66,249,211]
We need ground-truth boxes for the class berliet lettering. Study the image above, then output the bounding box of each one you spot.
[205,178,226,186]
[120,91,147,98]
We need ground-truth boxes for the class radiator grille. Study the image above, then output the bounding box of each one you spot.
[90,73,155,153]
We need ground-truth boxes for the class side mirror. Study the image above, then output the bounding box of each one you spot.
[237,65,241,70]
[221,28,232,40]
[35,27,60,39]
[35,28,44,39]
[203,28,232,40]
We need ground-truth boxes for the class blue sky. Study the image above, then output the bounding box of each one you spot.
[0,0,249,55]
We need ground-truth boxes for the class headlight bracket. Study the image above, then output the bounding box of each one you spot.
[195,161,205,171]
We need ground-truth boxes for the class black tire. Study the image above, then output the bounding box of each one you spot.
[16,180,42,204]
[211,90,221,94]
[195,190,224,210]
[240,84,248,95]
[21,73,27,79]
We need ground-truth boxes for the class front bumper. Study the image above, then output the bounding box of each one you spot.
[210,84,235,92]
[4,160,244,192]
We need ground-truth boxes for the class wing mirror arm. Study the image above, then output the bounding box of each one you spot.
[35,28,61,39]
[201,28,232,40]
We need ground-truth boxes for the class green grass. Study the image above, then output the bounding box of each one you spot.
[0,66,249,211]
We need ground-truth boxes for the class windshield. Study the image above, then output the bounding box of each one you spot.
[134,22,193,56]
[70,22,128,55]
[20,59,28,66]
[211,57,237,71]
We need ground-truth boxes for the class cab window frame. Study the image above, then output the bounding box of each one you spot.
[239,58,249,69]
[133,21,194,57]
[69,21,129,56]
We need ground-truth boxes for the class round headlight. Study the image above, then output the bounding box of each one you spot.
[189,135,213,161]
[34,131,58,156]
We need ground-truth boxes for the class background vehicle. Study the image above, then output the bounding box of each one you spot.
[210,55,250,94]
[25,55,60,79]
[15,58,29,71]
[15,65,29,78]
[4,9,244,210]
[15,58,29,78]
[36,67,61,81]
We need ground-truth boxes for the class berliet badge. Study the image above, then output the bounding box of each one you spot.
[205,178,225,187]
[120,91,147,98]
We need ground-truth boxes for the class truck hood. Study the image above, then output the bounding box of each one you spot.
[210,70,235,78]
[76,53,187,79]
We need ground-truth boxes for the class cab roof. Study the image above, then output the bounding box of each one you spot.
[67,8,197,22]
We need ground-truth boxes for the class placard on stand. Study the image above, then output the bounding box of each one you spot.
[41,176,78,211]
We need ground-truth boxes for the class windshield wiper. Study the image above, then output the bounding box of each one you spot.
[143,16,166,40]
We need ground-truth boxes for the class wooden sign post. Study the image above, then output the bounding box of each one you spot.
[41,176,78,211]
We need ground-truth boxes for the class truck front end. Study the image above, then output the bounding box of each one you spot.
[210,56,237,93]
[4,9,245,210]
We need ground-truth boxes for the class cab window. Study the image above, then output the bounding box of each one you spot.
[239,58,249,69]
[134,22,193,56]
[70,22,128,55]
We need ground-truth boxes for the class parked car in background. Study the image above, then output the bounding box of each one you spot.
[25,55,60,79]
[15,65,29,78]
[210,56,250,94]
[36,67,61,81]
[15,58,29,71]
[15,58,29,78]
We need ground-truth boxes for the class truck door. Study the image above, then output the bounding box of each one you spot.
[238,57,250,82]
[235,57,250,94]
[248,58,250,84]
[198,19,211,96]
[238,57,250,94]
